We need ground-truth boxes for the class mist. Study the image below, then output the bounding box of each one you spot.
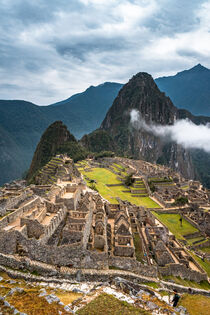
[130,109,210,153]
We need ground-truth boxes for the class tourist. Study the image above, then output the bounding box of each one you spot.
[179,217,183,227]
[172,290,180,307]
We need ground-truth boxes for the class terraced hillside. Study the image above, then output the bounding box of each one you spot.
[76,160,160,208]
[34,154,79,185]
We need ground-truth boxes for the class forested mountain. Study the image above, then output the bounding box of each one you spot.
[0,83,122,185]
[155,64,210,116]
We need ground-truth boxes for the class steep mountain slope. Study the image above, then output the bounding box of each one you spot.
[100,72,210,181]
[27,121,87,182]
[80,129,116,153]
[0,124,26,185]
[0,83,122,185]
[50,82,123,135]
[155,64,210,116]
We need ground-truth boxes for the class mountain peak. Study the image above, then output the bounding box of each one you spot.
[188,63,209,72]
[27,121,77,181]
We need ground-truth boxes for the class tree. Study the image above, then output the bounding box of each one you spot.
[124,174,135,186]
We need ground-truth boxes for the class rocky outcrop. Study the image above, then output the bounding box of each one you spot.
[101,72,195,179]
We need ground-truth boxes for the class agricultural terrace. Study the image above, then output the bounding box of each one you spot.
[151,212,198,240]
[77,162,160,208]
[152,212,210,277]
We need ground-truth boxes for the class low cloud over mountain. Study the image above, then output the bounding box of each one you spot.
[130,109,210,153]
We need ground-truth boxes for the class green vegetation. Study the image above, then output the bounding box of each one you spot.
[80,129,116,153]
[190,252,210,277]
[76,293,149,315]
[152,212,198,240]
[180,294,210,315]
[89,183,99,192]
[187,237,206,246]
[181,185,189,190]
[133,233,144,262]
[80,166,160,207]
[124,173,135,186]
[94,151,115,159]
[85,168,121,185]
[173,196,188,206]
[149,177,172,183]
[199,247,210,254]
[162,276,210,290]
[144,282,160,289]
[27,121,88,182]
[113,163,125,170]
[148,181,156,193]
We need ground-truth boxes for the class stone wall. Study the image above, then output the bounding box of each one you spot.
[182,214,201,231]
[159,263,207,282]
[0,230,19,254]
[0,197,41,230]
[10,231,108,269]
[21,218,44,239]
[82,200,94,249]
[39,207,67,244]
[109,257,157,278]
[114,246,134,257]
[0,190,29,215]
[193,239,210,249]
[183,232,201,239]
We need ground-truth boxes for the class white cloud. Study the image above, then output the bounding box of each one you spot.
[130,109,210,153]
[0,0,209,103]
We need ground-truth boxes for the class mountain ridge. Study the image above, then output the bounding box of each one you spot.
[1,65,210,186]
[155,63,210,116]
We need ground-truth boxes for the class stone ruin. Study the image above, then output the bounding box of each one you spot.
[0,155,208,283]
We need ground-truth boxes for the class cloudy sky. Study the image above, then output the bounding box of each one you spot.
[0,0,210,104]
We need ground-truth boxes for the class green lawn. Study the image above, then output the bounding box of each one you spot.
[80,167,160,208]
[187,237,206,245]
[151,213,198,240]
[83,168,121,185]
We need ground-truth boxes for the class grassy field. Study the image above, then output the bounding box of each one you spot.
[80,167,160,208]
[83,168,121,185]
[76,293,149,315]
[180,294,210,315]
[151,212,198,240]
[187,237,206,245]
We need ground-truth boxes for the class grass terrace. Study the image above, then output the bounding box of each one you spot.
[80,166,160,207]
[199,247,210,254]
[187,237,206,246]
[151,212,198,240]
[162,275,210,290]
[190,251,210,277]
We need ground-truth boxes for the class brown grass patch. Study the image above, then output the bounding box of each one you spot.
[180,294,210,315]
[76,293,150,315]
[7,291,71,315]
